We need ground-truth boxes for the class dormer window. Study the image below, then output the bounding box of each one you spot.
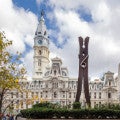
[62,71,67,76]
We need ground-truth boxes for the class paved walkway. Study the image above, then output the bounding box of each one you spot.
[18,118,120,120]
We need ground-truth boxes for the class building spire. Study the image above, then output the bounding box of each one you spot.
[35,9,48,38]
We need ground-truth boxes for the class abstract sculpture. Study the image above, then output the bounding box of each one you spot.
[75,37,91,108]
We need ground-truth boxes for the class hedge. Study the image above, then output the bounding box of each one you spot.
[21,108,120,119]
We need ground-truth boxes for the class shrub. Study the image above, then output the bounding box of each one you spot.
[72,102,81,109]
[32,102,51,108]
[20,105,120,119]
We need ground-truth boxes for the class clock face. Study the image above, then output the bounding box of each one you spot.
[38,40,42,44]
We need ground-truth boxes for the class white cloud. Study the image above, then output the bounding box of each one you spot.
[0,0,38,51]
[1,0,120,80]
[48,0,120,79]
[0,0,38,76]
[36,0,43,6]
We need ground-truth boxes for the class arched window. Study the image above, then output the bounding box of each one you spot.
[38,59,41,66]
[108,93,111,98]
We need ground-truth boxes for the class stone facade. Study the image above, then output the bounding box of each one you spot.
[5,13,120,114]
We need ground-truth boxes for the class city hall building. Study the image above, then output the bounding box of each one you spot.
[7,13,120,113]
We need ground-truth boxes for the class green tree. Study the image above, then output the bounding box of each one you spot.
[0,32,26,120]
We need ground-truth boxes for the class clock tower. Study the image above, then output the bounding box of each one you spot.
[33,11,50,78]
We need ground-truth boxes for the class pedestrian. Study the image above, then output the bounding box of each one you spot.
[2,114,6,120]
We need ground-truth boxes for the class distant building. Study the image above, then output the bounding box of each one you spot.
[5,12,120,114]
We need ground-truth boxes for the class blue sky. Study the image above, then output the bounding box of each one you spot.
[0,0,120,79]
[13,0,93,48]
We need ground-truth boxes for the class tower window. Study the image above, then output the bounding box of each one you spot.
[44,31,46,35]
[54,70,57,75]
[99,92,101,99]
[38,32,41,34]
[109,81,111,86]
[38,59,41,66]
[39,50,42,55]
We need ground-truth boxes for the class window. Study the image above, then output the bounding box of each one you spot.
[69,102,71,105]
[74,93,76,98]
[26,92,28,98]
[99,92,101,99]
[54,92,57,98]
[62,71,67,76]
[36,92,38,97]
[38,32,41,34]
[32,92,34,98]
[21,93,23,98]
[11,92,13,98]
[16,100,19,108]
[56,83,58,88]
[108,93,111,98]
[54,70,57,75]
[38,59,41,66]
[99,102,101,106]
[26,104,28,109]
[46,84,48,88]
[109,81,111,86]
[16,92,18,98]
[69,93,71,98]
[39,50,42,55]
[89,85,91,90]
[94,92,96,99]
[62,101,65,106]
[94,102,96,107]
[41,92,42,98]
[21,102,23,108]
[89,92,91,98]
[36,101,39,104]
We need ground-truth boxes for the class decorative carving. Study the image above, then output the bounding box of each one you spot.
[75,37,91,108]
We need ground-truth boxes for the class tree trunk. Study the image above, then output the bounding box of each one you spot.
[0,90,4,120]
